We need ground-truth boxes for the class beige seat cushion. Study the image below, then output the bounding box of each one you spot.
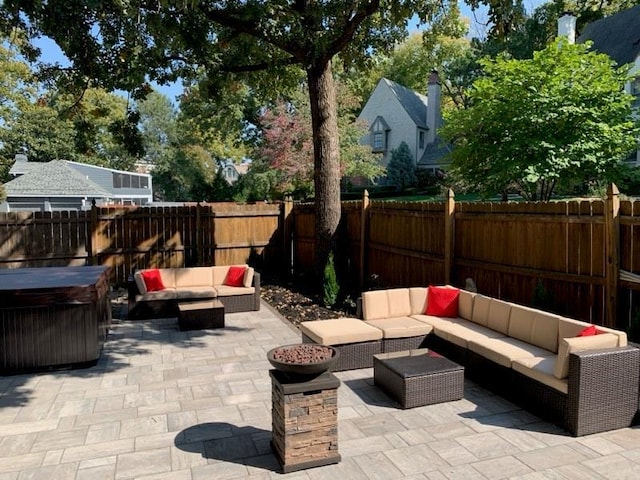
[215,285,255,297]
[553,332,621,379]
[512,356,568,394]
[412,314,466,340]
[175,287,217,299]
[443,321,506,348]
[365,317,433,339]
[468,337,552,368]
[300,318,383,345]
[136,288,177,302]
[175,267,214,288]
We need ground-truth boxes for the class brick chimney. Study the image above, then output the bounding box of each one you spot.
[427,70,442,144]
[558,12,576,44]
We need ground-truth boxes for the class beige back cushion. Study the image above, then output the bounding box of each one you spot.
[458,290,476,320]
[487,299,512,334]
[243,267,255,287]
[362,290,389,320]
[362,288,411,320]
[175,267,214,288]
[134,271,147,294]
[554,333,621,379]
[531,312,560,353]
[409,287,428,315]
[212,266,230,285]
[157,269,176,288]
[387,289,411,317]
[507,304,537,345]
[471,295,491,326]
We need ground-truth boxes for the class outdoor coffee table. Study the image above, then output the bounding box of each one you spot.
[374,349,464,408]
[178,299,225,331]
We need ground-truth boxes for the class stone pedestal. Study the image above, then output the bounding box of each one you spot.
[270,370,341,473]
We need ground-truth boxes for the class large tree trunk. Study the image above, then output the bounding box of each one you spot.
[307,60,341,283]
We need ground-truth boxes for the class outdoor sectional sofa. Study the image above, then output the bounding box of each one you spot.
[300,286,640,436]
[128,265,260,319]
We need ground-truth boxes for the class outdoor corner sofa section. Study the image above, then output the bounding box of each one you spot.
[300,287,640,437]
[128,265,260,319]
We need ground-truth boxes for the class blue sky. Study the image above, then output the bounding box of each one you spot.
[33,1,548,102]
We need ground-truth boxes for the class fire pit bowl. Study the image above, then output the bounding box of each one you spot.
[267,344,339,375]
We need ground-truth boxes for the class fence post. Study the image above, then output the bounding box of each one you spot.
[605,183,620,328]
[283,196,294,277]
[87,200,98,266]
[195,202,202,266]
[444,188,455,285]
[359,189,370,291]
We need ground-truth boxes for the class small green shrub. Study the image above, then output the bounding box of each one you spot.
[323,253,339,307]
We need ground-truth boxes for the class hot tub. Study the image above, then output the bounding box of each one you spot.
[0,266,111,374]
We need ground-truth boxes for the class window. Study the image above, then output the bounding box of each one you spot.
[113,173,149,189]
[632,76,640,108]
[419,131,425,149]
[373,132,384,150]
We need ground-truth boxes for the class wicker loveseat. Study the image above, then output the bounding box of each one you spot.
[300,286,640,436]
[128,265,260,319]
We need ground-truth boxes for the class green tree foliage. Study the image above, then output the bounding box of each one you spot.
[232,160,283,202]
[137,91,178,165]
[439,39,638,200]
[0,0,458,280]
[386,141,418,191]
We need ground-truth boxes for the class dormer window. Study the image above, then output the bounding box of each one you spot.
[369,115,390,153]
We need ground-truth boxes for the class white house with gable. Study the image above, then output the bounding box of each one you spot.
[357,73,449,177]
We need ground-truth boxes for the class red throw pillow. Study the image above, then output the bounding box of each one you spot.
[426,286,460,317]
[577,325,599,336]
[224,266,247,287]
[141,269,165,292]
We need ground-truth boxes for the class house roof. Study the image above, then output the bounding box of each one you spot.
[578,5,640,66]
[3,160,111,198]
[417,136,452,167]
[383,78,428,129]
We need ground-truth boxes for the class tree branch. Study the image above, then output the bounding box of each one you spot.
[197,4,304,59]
[220,56,299,73]
[326,0,380,59]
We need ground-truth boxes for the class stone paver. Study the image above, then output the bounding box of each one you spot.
[2,299,640,479]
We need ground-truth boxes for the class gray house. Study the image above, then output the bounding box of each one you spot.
[1,155,153,212]
[357,73,450,175]
[559,8,640,164]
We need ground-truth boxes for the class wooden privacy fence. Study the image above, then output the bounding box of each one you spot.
[4,186,640,329]
[291,185,640,330]
[0,202,283,285]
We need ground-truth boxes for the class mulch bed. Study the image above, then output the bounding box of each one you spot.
[260,274,357,328]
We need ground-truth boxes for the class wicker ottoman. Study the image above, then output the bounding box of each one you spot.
[374,349,464,408]
[178,299,225,331]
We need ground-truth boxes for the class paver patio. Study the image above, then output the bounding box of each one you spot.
[1,300,640,479]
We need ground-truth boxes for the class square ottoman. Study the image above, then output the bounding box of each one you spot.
[374,349,464,408]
